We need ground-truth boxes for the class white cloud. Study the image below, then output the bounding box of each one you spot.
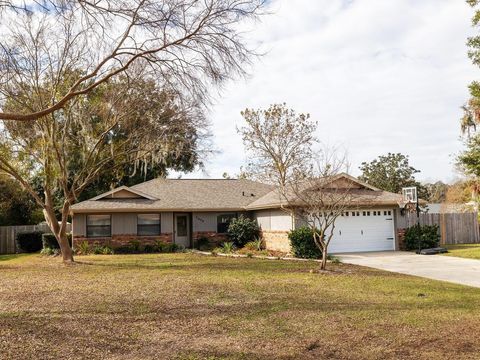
[179,0,476,183]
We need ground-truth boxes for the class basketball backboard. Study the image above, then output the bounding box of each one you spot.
[402,187,417,204]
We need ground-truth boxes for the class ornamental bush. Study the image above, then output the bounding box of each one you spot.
[288,227,322,259]
[404,224,440,250]
[16,231,43,253]
[227,215,260,247]
[42,233,72,249]
[114,241,179,254]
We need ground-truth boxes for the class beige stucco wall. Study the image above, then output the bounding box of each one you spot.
[253,209,293,232]
[254,209,271,230]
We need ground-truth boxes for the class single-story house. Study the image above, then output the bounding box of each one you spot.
[70,173,406,253]
[426,203,476,214]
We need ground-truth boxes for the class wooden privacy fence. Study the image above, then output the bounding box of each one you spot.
[396,212,480,245]
[0,224,71,255]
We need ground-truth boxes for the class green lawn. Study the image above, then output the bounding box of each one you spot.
[443,244,480,260]
[0,253,479,359]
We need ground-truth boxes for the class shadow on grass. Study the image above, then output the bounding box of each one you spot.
[73,254,321,273]
[0,253,34,262]
[70,254,411,283]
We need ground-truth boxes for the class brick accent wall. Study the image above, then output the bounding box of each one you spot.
[73,233,172,248]
[262,230,290,253]
[193,231,228,247]
[397,228,406,250]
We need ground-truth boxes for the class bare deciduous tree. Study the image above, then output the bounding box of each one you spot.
[0,0,265,121]
[281,146,353,270]
[0,74,207,263]
[238,103,317,189]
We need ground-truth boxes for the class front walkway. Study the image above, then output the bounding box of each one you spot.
[338,251,480,288]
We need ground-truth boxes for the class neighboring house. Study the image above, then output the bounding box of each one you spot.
[426,203,477,214]
[70,174,404,253]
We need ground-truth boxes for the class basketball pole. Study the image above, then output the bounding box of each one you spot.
[416,194,421,253]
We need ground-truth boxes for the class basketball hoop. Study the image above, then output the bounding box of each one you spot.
[402,187,417,203]
[400,187,419,215]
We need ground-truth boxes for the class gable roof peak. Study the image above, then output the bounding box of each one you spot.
[90,185,158,201]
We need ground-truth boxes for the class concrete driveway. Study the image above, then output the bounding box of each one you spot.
[338,251,480,288]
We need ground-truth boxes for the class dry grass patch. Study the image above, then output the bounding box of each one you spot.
[443,244,480,260]
[0,253,479,359]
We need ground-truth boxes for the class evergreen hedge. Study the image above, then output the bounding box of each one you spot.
[404,224,440,250]
[288,227,322,259]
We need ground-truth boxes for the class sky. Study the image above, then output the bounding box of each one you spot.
[176,0,477,184]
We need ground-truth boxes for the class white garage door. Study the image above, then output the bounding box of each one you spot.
[328,209,395,253]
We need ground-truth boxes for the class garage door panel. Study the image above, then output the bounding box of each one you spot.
[328,209,395,253]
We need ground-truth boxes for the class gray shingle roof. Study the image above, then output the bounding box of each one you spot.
[70,175,406,213]
[246,188,404,210]
[71,179,274,212]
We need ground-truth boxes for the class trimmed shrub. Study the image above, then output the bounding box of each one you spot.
[195,236,211,251]
[129,240,141,252]
[227,215,260,248]
[114,241,178,254]
[143,244,156,253]
[114,245,135,254]
[42,233,72,249]
[163,243,179,253]
[288,227,322,259]
[16,231,43,253]
[404,224,440,250]
[40,247,59,256]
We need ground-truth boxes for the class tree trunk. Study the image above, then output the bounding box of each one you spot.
[320,247,328,270]
[57,232,74,263]
[42,204,74,264]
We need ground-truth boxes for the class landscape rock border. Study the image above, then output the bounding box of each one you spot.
[191,249,328,263]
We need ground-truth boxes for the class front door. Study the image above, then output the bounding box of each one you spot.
[174,214,190,248]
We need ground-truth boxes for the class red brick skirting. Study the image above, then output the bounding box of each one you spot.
[193,231,228,246]
[397,228,406,250]
[73,233,172,248]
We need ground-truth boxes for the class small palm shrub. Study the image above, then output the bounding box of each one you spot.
[101,246,114,255]
[92,244,104,254]
[75,241,90,255]
[244,238,263,251]
[227,215,260,247]
[220,241,235,254]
